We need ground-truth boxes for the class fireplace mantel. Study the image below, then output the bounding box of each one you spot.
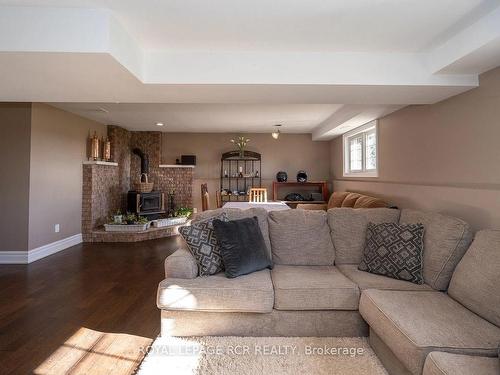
[159,164,195,168]
[83,161,118,166]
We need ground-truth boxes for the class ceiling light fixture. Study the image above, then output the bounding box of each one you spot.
[156,122,164,127]
[272,124,282,139]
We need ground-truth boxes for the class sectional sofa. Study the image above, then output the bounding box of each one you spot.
[296,191,388,211]
[156,207,500,375]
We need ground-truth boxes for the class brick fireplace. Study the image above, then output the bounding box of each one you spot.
[82,126,193,242]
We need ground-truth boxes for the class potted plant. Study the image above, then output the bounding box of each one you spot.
[230,136,250,158]
[105,213,151,232]
[125,213,137,225]
[175,207,193,218]
[113,210,123,224]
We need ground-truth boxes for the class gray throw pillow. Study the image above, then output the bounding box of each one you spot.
[179,213,228,276]
[213,216,273,278]
[358,222,425,284]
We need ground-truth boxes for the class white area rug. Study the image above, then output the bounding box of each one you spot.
[136,336,388,375]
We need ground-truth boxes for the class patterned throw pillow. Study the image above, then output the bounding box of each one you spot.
[179,213,228,276]
[358,222,425,284]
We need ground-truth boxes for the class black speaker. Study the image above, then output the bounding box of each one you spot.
[181,155,196,165]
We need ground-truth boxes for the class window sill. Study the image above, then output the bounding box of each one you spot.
[343,172,378,178]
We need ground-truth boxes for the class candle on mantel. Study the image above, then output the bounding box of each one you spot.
[90,132,100,161]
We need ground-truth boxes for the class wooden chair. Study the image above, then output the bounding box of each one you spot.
[215,191,221,209]
[249,188,268,203]
[201,183,210,211]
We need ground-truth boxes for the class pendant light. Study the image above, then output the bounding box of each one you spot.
[272,124,282,139]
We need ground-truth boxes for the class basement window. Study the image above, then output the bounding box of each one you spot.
[343,121,378,177]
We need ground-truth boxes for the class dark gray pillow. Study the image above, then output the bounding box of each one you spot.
[179,213,228,276]
[358,222,425,284]
[213,216,273,278]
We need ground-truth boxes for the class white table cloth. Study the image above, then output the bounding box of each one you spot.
[222,201,290,211]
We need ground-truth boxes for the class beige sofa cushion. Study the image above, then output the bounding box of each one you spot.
[271,265,359,310]
[194,207,272,256]
[337,264,433,291]
[268,210,335,265]
[157,269,274,313]
[423,351,500,375]
[399,209,473,291]
[328,208,401,264]
[448,230,500,327]
[359,289,500,375]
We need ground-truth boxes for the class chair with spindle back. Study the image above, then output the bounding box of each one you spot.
[215,190,221,209]
[249,188,268,203]
[201,183,210,211]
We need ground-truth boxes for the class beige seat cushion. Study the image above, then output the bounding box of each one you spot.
[157,269,274,313]
[193,207,272,256]
[268,210,335,265]
[399,209,473,291]
[271,265,359,310]
[359,289,500,375]
[328,208,401,264]
[448,229,500,327]
[337,264,433,291]
[423,351,500,375]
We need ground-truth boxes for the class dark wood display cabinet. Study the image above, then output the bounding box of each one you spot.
[220,150,262,205]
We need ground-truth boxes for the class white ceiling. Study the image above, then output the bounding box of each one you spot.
[0,0,497,52]
[0,1,500,139]
[51,103,343,133]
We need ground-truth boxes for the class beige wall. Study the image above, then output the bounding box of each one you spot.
[330,66,500,231]
[0,103,32,251]
[162,133,331,210]
[28,103,106,249]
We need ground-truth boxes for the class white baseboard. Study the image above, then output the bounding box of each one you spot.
[0,251,28,264]
[0,233,82,264]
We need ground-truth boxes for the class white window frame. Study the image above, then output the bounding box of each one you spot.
[343,121,379,178]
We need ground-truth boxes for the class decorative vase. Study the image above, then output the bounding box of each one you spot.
[89,132,100,161]
[297,170,308,183]
[103,138,111,161]
[230,136,250,159]
[276,171,288,182]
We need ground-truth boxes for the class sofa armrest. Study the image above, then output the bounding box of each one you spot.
[165,246,198,279]
[296,203,328,211]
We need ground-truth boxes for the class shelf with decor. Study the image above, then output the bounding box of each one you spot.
[272,181,329,208]
[220,150,262,206]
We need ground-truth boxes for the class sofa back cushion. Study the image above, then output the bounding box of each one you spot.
[268,209,335,265]
[328,191,351,208]
[328,208,401,265]
[193,207,271,257]
[353,195,388,208]
[399,209,473,291]
[341,193,363,207]
[448,230,500,327]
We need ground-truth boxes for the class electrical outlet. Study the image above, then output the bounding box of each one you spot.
[55,224,60,233]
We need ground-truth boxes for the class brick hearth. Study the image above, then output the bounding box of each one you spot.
[87,224,184,242]
[82,126,193,242]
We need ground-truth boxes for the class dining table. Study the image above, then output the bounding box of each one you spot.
[222,201,291,211]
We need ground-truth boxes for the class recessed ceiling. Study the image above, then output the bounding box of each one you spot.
[0,1,500,139]
[0,0,496,52]
[50,103,343,133]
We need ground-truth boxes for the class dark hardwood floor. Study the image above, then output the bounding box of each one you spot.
[0,236,182,374]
